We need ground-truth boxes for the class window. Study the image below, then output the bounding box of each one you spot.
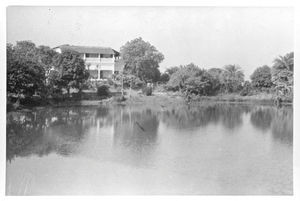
[100,54,113,58]
[86,53,99,58]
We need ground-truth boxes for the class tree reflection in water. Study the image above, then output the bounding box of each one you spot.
[250,107,274,131]
[7,103,293,163]
[249,106,292,145]
[113,108,158,146]
[271,108,293,145]
[6,107,95,161]
[161,104,251,130]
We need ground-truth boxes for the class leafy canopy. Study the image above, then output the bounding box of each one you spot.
[271,52,293,98]
[221,64,245,93]
[53,50,89,93]
[120,37,164,82]
[250,65,272,88]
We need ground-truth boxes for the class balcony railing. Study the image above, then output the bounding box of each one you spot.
[85,58,100,63]
[100,58,114,63]
[84,58,114,63]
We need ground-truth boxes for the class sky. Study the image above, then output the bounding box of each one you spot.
[7,6,294,79]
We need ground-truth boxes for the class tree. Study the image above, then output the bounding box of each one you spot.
[184,71,216,96]
[7,42,46,98]
[7,43,15,69]
[36,45,59,75]
[272,52,293,99]
[240,81,253,96]
[222,64,244,93]
[250,65,272,88]
[165,66,180,75]
[47,70,64,97]
[7,59,45,98]
[166,63,201,91]
[207,68,223,93]
[53,50,89,95]
[12,41,38,61]
[159,73,170,83]
[120,37,164,82]
[207,68,223,80]
[273,52,293,72]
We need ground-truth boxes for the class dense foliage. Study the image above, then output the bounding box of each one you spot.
[120,37,164,82]
[7,59,45,97]
[142,86,153,96]
[166,63,221,96]
[159,73,170,83]
[165,66,180,75]
[97,85,110,97]
[112,73,145,89]
[166,63,245,97]
[7,39,293,105]
[250,65,272,89]
[222,65,245,93]
[52,50,90,95]
[7,41,89,100]
[240,81,253,96]
[166,63,201,91]
[271,52,293,99]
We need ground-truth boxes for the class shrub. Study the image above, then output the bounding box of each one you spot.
[142,86,152,96]
[113,74,145,89]
[166,63,201,91]
[250,65,272,89]
[107,78,114,86]
[131,77,145,89]
[240,81,253,96]
[160,73,170,83]
[97,85,110,97]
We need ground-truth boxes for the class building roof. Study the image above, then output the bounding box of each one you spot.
[54,44,119,55]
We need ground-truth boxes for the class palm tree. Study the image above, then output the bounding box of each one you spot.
[273,52,293,71]
[272,52,294,100]
[222,64,245,93]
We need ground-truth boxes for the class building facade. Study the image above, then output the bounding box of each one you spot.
[53,45,124,80]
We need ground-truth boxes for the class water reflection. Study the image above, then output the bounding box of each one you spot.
[6,108,94,161]
[6,103,293,195]
[113,108,159,149]
[250,107,273,131]
[271,108,293,145]
[161,104,251,130]
[7,104,293,162]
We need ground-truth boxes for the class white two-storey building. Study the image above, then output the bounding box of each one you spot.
[53,45,124,80]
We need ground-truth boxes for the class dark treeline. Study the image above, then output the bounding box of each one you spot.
[6,38,165,107]
[7,41,90,106]
[160,52,293,101]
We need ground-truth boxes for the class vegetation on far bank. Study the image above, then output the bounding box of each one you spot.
[160,52,293,105]
[7,38,293,111]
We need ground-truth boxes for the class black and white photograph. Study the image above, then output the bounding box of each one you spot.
[1,1,299,198]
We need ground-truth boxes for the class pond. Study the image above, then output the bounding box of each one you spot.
[6,103,293,195]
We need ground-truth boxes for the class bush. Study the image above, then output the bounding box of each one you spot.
[113,74,145,89]
[240,81,253,96]
[97,85,110,97]
[131,77,145,89]
[107,78,114,86]
[142,86,152,96]
[160,73,170,83]
[250,65,272,89]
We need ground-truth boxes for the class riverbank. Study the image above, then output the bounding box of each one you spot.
[189,92,293,105]
[7,89,292,112]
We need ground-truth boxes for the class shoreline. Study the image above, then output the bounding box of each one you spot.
[7,91,292,112]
